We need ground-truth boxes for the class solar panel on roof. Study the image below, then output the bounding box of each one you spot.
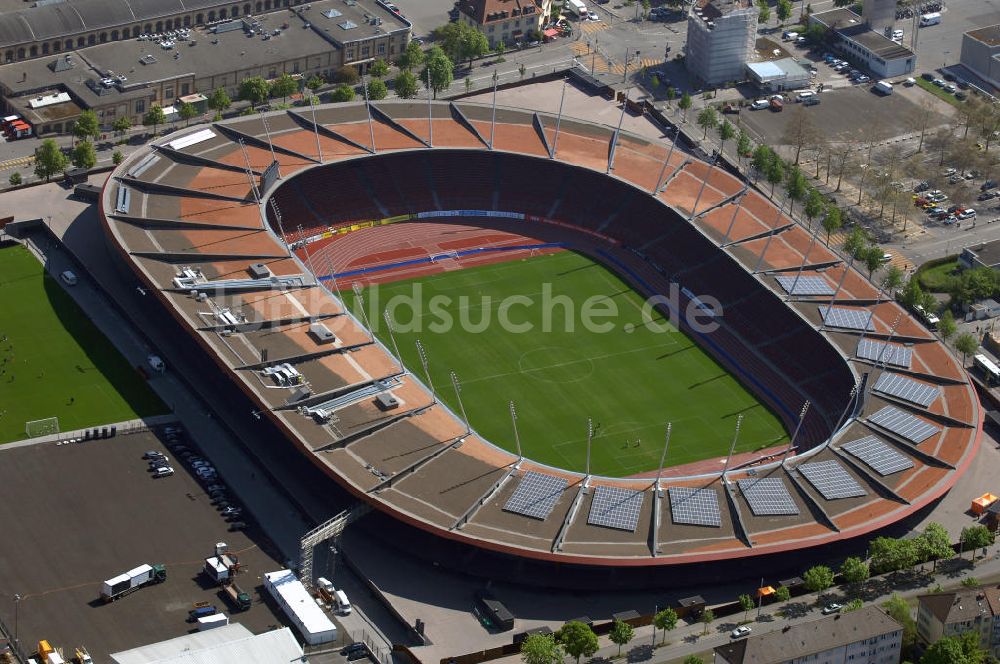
[873,373,941,408]
[857,338,913,369]
[503,471,567,520]
[820,306,875,331]
[842,435,914,476]
[798,460,867,499]
[668,487,722,527]
[738,477,799,516]
[776,275,835,296]
[587,486,644,532]
[868,405,940,444]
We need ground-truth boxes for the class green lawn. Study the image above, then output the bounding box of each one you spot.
[0,245,166,443]
[350,251,787,477]
[917,258,960,293]
[914,77,965,108]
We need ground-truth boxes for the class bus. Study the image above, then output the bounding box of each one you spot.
[975,354,1000,386]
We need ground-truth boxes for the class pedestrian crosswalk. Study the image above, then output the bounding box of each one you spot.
[609,57,663,76]
[579,20,609,34]
[0,154,34,172]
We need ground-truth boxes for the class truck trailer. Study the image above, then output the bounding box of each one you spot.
[101,563,166,602]
[566,0,587,17]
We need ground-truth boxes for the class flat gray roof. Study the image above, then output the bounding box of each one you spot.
[969,239,1000,268]
[849,29,914,60]
[301,0,410,42]
[811,7,864,29]
[0,17,339,108]
[968,24,1000,47]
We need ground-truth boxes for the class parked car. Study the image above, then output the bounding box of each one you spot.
[957,209,977,220]
[750,99,770,110]
[153,466,174,478]
[229,521,248,531]
[982,179,997,190]
[914,181,930,192]
[978,191,997,201]
[731,626,752,639]
[60,270,78,286]
[932,78,946,87]
[822,603,843,615]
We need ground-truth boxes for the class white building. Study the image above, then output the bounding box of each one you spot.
[111,623,304,664]
[686,0,757,87]
[810,8,915,78]
[714,606,903,664]
[746,58,811,92]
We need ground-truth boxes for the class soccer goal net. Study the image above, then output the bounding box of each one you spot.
[25,416,59,438]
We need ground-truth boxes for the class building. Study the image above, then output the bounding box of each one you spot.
[0,0,311,65]
[456,0,551,49]
[960,239,1000,271]
[110,623,303,663]
[810,8,915,78]
[0,0,409,134]
[960,25,1000,91]
[916,588,1000,658]
[862,0,896,36]
[714,606,904,664]
[685,0,757,87]
[746,58,811,92]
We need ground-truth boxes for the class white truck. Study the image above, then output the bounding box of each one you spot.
[566,0,588,17]
[919,12,940,26]
[101,563,166,602]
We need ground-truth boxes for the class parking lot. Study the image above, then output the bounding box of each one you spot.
[0,428,295,661]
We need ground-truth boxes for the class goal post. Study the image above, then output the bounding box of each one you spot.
[25,416,59,438]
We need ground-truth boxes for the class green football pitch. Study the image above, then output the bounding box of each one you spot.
[0,245,166,443]
[350,251,787,477]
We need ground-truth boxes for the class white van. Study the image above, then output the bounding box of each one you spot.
[796,90,816,102]
[919,12,940,26]
[334,589,352,615]
[147,354,166,372]
[60,270,78,286]
[874,80,893,95]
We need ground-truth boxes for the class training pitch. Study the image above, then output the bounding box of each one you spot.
[352,251,787,476]
[0,245,165,443]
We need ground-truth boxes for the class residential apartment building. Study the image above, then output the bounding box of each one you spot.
[685,0,757,87]
[917,588,1000,659]
[714,607,903,664]
[809,8,915,78]
[456,0,551,49]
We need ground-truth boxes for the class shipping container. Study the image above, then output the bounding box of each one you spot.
[264,569,337,645]
[197,613,229,630]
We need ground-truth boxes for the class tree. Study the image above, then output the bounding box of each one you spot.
[842,598,864,612]
[73,109,100,143]
[700,608,714,635]
[370,58,390,78]
[495,40,506,60]
[738,594,754,620]
[521,633,563,664]
[239,76,270,108]
[678,92,692,121]
[142,105,166,135]
[609,620,634,656]
[921,632,986,664]
[665,86,676,107]
[776,0,793,23]
[955,332,979,365]
[8,171,20,186]
[751,144,774,181]
[737,129,752,163]
[653,608,678,645]
[774,585,791,602]
[335,65,361,85]
[34,138,67,181]
[844,226,868,260]
[696,106,718,138]
[781,105,819,165]
[331,84,356,103]
[938,309,957,342]
[71,140,96,169]
[962,576,981,588]
[961,524,995,557]
[306,75,324,91]
[863,245,885,279]
[178,101,197,127]
[841,556,870,587]
[718,119,736,154]
[822,205,842,245]
[900,278,924,310]
[907,99,936,153]
[112,116,132,139]
[952,267,999,307]
[435,21,489,67]
[422,46,454,99]
[883,594,916,655]
[112,150,124,165]
[557,621,599,664]
[208,87,232,114]
[395,70,419,99]
[917,523,954,570]
[366,78,388,101]
[397,39,425,71]
[684,657,704,664]
[802,565,834,593]
[766,155,785,197]
[270,73,298,103]
[785,165,808,216]
[757,0,770,22]
[803,188,825,229]
[870,536,918,574]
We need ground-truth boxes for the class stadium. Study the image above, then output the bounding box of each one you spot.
[99,98,982,583]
